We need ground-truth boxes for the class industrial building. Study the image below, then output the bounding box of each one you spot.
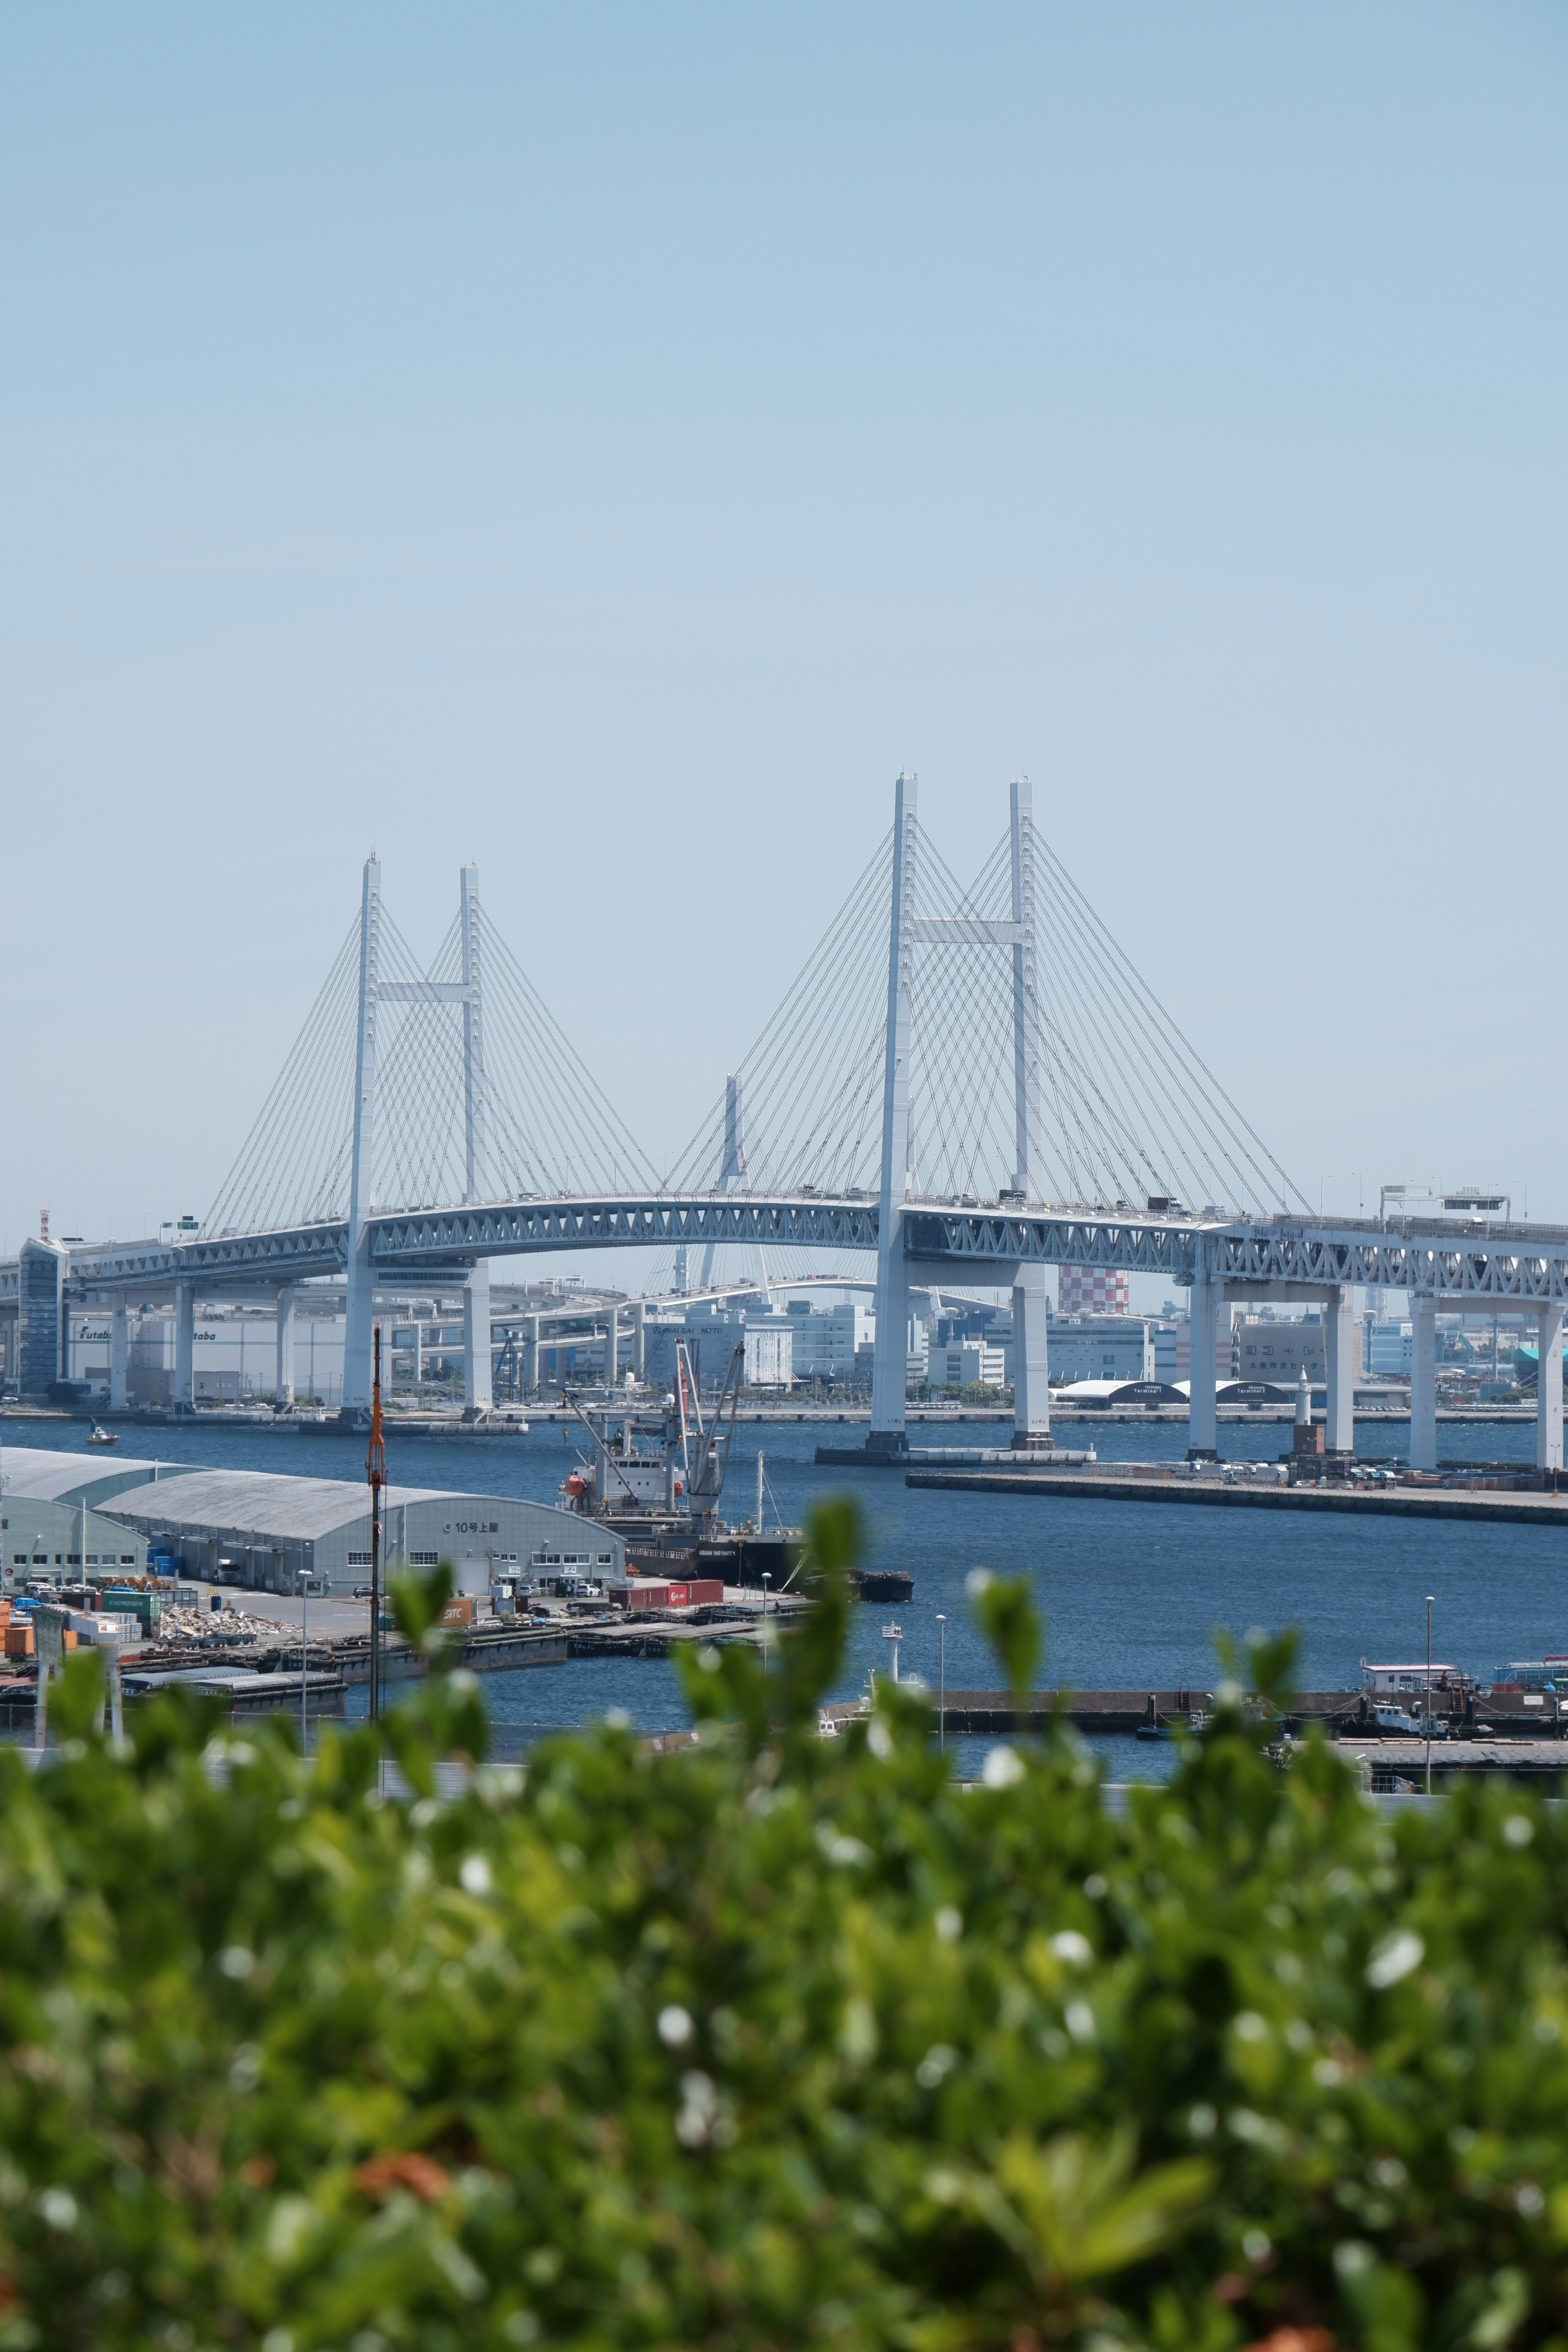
[1235,1313,1365,1388]
[936,1340,1008,1389]
[1056,1267,1130,1317]
[786,1300,875,1383]
[0,1450,621,1599]
[1364,1319,1414,1378]
[2,1497,148,1581]
[1047,1316,1157,1385]
[104,1470,624,1598]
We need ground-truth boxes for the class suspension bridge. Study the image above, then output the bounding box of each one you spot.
[12,775,1568,1472]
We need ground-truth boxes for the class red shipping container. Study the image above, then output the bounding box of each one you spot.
[612,1579,724,1613]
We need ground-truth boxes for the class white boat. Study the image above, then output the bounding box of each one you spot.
[1373,1699,1448,1738]
[86,1422,118,1449]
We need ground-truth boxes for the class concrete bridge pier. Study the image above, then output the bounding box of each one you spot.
[463,1262,492,1412]
[1410,1298,1437,1470]
[1187,1265,1218,1458]
[174,1281,194,1410]
[605,1308,619,1388]
[1323,1285,1355,1454]
[1537,1302,1564,1472]
[275,1287,295,1409]
[524,1313,540,1395]
[633,1299,645,1383]
[1011,1264,1051,1448]
[109,1298,128,1412]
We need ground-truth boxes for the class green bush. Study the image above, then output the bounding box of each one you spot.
[0,1504,1566,2349]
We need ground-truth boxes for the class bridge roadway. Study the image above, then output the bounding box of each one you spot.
[8,1194,1568,1477]
[50,1196,1568,1301]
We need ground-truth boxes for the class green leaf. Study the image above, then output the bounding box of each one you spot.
[390,1557,456,1649]
[969,1570,1041,1711]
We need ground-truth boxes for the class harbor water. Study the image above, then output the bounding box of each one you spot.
[12,1412,1559,1782]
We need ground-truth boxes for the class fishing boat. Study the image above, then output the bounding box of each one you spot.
[86,1422,118,1449]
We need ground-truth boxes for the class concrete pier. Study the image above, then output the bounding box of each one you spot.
[1410,1298,1437,1470]
[1011,1265,1050,1448]
[275,1286,295,1409]
[1537,1303,1564,1472]
[174,1282,194,1409]
[1323,1285,1355,1454]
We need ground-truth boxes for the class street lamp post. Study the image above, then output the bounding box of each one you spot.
[937,1613,947,1753]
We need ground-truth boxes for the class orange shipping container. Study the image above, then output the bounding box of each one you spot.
[5,1624,34,1659]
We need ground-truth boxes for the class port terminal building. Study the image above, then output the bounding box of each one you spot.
[0,1449,621,1598]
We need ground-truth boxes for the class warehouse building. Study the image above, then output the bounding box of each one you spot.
[100,1467,624,1597]
[0,1446,198,1513]
[2,1494,149,1582]
[0,1450,619,1598]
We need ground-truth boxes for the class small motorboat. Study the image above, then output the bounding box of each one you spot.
[86,1422,118,1449]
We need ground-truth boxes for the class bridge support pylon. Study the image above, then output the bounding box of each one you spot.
[174,1281,194,1410]
[1410,1298,1437,1470]
[869,773,918,1455]
[275,1287,295,1410]
[343,855,383,1413]
[633,1300,645,1383]
[1537,1303,1564,1473]
[1011,1265,1051,1448]
[463,1264,492,1414]
[1323,1285,1355,1454]
[1187,1259,1218,1459]
[109,1298,128,1412]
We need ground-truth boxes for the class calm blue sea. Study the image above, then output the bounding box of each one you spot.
[19,1411,1557,1777]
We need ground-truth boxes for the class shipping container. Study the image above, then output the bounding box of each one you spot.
[609,1579,724,1613]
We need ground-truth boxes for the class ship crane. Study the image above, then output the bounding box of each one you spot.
[562,1341,744,1526]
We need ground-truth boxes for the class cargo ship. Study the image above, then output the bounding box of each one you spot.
[559,1341,801,1591]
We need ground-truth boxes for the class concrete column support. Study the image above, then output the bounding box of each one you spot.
[174,1282,194,1409]
[463,1262,492,1413]
[1537,1302,1564,1473]
[524,1313,540,1394]
[1011,1264,1051,1447]
[633,1300,645,1383]
[275,1287,295,1409]
[109,1298,128,1412]
[1410,1298,1437,1471]
[605,1309,619,1388]
[344,855,383,1412]
[412,1321,423,1388]
[1187,1261,1218,1458]
[1323,1285,1355,1454]
[871,773,918,1452]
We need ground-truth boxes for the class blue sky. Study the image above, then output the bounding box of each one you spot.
[2,5,1565,1253]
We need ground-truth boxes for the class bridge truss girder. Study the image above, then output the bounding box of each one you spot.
[60,1200,1568,1307]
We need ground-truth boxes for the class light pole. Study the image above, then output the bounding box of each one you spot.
[937,1613,947,1753]
[301,1564,308,1755]
[1425,1592,1434,1797]
[761,1571,770,1673]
